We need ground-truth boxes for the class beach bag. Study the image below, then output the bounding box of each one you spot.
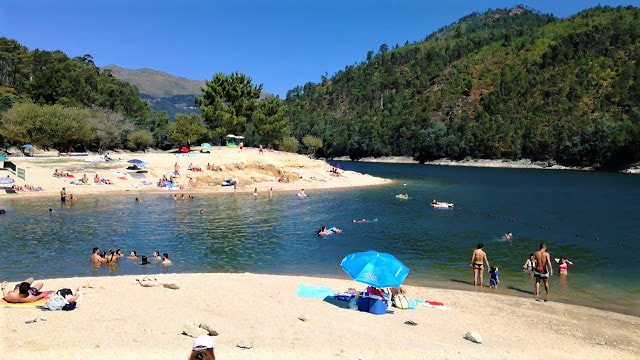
[393,294,409,309]
[44,294,67,311]
[56,288,73,298]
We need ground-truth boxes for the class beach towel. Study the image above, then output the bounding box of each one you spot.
[0,291,54,308]
[296,284,335,300]
[113,172,128,180]
[415,299,452,311]
[129,173,147,179]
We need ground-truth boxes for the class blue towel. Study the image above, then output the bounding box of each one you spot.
[408,298,417,310]
[296,284,335,299]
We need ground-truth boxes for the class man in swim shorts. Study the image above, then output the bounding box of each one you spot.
[533,243,553,297]
[1,278,46,303]
[60,187,67,204]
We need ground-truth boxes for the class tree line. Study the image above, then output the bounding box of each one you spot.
[0,38,316,153]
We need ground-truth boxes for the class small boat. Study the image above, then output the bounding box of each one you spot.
[431,201,454,209]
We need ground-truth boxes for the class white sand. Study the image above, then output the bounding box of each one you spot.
[1,273,638,360]
[1,147,390,199]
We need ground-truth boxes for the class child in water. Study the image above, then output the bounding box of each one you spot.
[489,266,499,289]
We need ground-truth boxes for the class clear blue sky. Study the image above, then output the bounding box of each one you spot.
[1,0,635,97]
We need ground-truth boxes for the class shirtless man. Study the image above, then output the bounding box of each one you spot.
[533,243,553,297]
[60,187,67,204]
[91,247,106,264]
[161,253,172,266]
[469,243,490,286]
[1,278,46,303]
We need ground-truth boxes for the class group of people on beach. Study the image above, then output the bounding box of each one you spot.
[470,242,573,298]
[91,248,172,266]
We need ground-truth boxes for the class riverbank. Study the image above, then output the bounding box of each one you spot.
[1,273,637,360]
[0,147,390,198]
[331,156,595,170]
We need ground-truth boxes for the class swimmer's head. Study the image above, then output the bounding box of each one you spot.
[477,243,484,249]
[539,242,546,250]
[130,251,136,257]
[93,247,99,254]
[162,253,169,259]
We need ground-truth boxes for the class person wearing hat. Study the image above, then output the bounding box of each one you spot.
[189,335,215,360]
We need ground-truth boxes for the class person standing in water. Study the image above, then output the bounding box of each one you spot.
[533,243,553,297]
[269,188,273,198]
[469,243,490,287]
[555,257,573,275]
[60,187,67,204]
[523,253,536,271]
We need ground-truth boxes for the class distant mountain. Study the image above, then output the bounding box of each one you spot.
[103,65,272,118]
[103,65,204,98]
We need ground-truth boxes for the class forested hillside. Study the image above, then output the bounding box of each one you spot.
[285,6,640,169]
[0,38,173,151]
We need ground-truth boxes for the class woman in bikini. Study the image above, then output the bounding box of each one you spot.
[469,243,490,287]
[555,257,573,275]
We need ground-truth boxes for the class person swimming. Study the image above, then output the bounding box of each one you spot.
[298,189,307,198]
[317,225,341,236]
[140,256,149,265]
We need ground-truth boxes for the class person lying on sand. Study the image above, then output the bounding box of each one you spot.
[1,278,46,303]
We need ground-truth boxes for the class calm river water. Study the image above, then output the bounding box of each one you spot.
[1,162,638,315]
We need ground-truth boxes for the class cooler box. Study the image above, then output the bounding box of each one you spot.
[368,297,388,315]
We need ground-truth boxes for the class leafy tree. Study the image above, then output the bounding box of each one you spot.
[127,130,154,151]
[279,136,300,153]
[253,97,290,147]
[0,37,31,91]
[0,103,93,151]
[196,72,262,142]
[169,114,207,144]
[302,135,323,157]
[86,107,133,152]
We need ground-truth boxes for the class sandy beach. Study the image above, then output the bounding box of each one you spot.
[1,273,638,360]
[0,146,390,198]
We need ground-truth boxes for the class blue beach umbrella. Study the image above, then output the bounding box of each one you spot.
[21,144,34,149]
[0,156,7,161]
[340,250,410,288]
[201,143,212,149]
[127,159,144,164]
[0,177,15,184]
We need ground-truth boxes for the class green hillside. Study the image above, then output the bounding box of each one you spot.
[285,5,640,169]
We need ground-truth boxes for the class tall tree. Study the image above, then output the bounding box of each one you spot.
[169,114,208,144]
[253,97,290,147]
[196,72,262,142]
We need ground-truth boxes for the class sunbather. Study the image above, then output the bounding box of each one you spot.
[1,278,46,303]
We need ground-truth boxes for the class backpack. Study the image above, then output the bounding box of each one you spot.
[44,294,67,311]
[393,294,409,309]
